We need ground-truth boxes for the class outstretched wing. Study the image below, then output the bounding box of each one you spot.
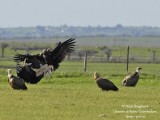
[14,38,76,70]
[14,53,46,69]
[44,38,76,70]
[52,38,76,62]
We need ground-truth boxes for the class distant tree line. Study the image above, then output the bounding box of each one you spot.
[1,24,160,39]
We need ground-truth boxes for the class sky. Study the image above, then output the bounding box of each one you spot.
[0,0,160,28]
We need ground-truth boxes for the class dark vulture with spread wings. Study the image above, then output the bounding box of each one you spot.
[14,38,76,71]
[14,38,76,84]
[94,72,118,91]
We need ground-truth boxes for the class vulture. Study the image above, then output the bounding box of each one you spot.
[122,67,142,87]
[14,38,76,71]
[94,72,118,91]
[16,62,52,84]
[6,69,27,90]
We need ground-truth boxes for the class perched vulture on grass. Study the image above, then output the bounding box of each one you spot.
[6,69,27,90]
[16,62,52,84]
[94,72,118,91]
[122,67,142,87]
[14,38,76,71]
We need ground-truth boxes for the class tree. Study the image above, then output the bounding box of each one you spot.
[148,49,156,63]
[99,46,112,62]
[1,42,8,58]
[104,48,112,62]
[150,50,156,63]
[77,51,85,60]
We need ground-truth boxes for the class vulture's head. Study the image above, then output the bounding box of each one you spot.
[40,49,48,56]
[94,72,100,80]
[136,67,142,73]
[6,69,12,74]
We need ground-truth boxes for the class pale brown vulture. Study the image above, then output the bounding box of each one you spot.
[6,69,27,90]
[94,72,118,91]
[122,67,142,87]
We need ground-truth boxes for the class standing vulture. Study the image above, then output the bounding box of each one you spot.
[16,62,53,84]
[122,67,142,87]
[14,38,76,71]
[6,69,27,90]
[94,72,118,91]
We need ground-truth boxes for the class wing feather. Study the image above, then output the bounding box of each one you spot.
[43,38,76,70]
[14,38,76,71]
[51,38,76,63]
[14,53,46,69]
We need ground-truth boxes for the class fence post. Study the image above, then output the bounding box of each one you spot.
[152,50,156,63]
[84,52,87,72]
[127,46,129,72]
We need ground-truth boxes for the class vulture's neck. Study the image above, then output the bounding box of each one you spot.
[95,76,101,81]
[136,70,140,74]
[7,72,12,78]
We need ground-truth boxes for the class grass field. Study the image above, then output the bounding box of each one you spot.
[0,62,160,120]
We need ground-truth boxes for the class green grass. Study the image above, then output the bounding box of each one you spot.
[0,62,160,120]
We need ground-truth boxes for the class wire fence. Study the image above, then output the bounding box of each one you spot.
[0,46,160,75]
[1,56,160,75]
[1,54,160,63]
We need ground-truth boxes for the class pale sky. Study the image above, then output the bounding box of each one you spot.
[0,0,160,27]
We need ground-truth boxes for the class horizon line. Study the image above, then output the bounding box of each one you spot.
[0,24,160,28]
